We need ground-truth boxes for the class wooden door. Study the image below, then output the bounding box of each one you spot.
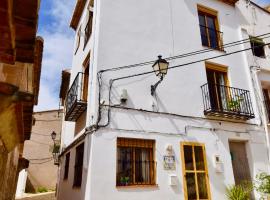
[263,89,270,122]
[82,59,89,102]
[206,68,228,111]
[229,141,252,185]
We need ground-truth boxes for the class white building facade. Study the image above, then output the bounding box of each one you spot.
[57,0,270,199]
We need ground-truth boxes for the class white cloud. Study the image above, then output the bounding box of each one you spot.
[34,0,76,111]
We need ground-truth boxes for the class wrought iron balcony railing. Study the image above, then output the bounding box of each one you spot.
[65,72,87,121]
[199,25,224,51]
[201,83,255,120]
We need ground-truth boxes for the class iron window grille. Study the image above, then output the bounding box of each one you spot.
[84,12,93,48]
[73,143,84,188]
[199,25,223,51]
[64,153,70,180]
[116,138,156,186]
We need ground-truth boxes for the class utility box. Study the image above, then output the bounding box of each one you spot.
[214,155,223,173]
[169,174,178,186]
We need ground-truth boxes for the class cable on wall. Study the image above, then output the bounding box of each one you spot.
[98,42,270,128]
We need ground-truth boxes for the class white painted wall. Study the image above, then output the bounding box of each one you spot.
[58,0,270,199]
[15,169,27,198]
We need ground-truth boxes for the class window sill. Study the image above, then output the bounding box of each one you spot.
[116,184,159,189]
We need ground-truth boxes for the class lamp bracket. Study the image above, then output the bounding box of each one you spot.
[151,77,163,96]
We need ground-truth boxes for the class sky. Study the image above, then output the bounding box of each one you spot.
[34,0,270,111]
[35,0,76,111]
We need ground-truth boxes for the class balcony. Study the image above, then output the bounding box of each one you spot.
[65,72,87,121]
[201,83,255,120]
[200,25,224,51]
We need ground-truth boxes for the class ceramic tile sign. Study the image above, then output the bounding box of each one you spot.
[163,155,176,170]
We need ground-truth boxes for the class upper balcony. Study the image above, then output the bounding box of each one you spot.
[65,72,88,121]
[201,83,255,120]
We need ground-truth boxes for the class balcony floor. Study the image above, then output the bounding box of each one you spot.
[65,101,87,121]
[204,109,255,121]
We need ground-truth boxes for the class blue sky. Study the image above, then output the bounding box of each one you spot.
[35,0,76,111]
[34,0,270,111]
[256,0,270,6]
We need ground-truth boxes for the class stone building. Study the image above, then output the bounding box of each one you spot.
[0,0,43,199]
[16,110,63,198]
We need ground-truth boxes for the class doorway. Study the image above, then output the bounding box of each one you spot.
[229,141,252,185]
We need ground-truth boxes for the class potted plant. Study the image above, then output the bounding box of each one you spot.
[120,176,130,186]
[227,95,243,112]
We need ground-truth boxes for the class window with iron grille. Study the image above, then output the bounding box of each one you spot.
[84,11,93,48]
[116,138,156,186]
[73,143,84,187]
[64,153,70,180]
[250,37,265,58]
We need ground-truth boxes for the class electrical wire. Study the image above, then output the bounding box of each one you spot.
[29,157,53,161]
[98,32,270,73]
[95,34,270,127]
[99,42,270,128]
[30,158,54,165]
[112,42,270,82]
[31,132,52,136]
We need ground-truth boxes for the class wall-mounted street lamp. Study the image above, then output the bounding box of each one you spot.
[51,131,60,165]
[151,55,169,96]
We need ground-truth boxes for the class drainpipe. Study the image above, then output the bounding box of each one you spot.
[251,66,270,171]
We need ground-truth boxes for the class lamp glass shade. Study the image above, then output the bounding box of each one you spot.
[152,56,169,78]
[51,131,56,140]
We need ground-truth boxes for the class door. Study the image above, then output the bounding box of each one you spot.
[229,141,252,185]
[263,89,270,122]
[206,67,228,111]
[82,58,89,102]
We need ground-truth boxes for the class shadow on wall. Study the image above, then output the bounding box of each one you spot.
[25,177,36,193]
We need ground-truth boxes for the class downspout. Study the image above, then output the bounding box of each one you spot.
[251,66,270,170]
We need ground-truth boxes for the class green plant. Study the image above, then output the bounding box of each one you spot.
[255,172,270,195]
[227,96,243,111]
[120,176,130,185]
[52,144,60,153]
[37,187,48,193]
[226,182,253,200]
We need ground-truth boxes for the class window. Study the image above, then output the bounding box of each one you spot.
[84,11,93,48]
[75,26,81,54]
[82,54,90,101]
[64,153,70,180]
[116,138,156,186]
[250,37,265,58]
[181,142,211,200]
[73,143,84,187]
[198,5,222,50]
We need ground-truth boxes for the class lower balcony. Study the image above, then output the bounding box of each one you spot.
[201,83,255,120]
[65,72,88,121]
